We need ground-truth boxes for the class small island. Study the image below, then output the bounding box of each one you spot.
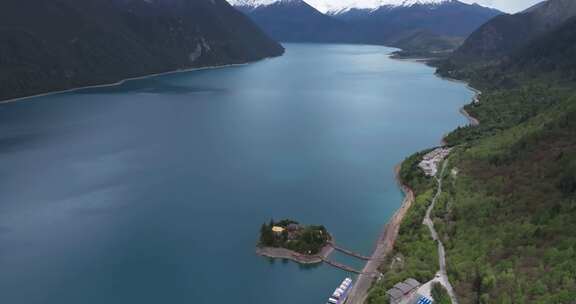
[256,219,333,264]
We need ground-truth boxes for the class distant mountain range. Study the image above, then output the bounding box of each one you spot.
[228,0,502,55]
[332,0,501,39]
[0,0,283,101]
[232,0,464,14]
[232,0,360,43]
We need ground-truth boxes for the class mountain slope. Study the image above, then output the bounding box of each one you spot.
[231,0,359,43]
[504,16,576,79]
[0,0,284,101]
[390,30,465,57]
[449,0,576,65]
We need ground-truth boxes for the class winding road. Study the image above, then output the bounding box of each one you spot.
[346,161,459,304]
[423,161,459,304]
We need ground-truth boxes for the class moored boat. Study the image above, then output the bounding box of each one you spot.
[326,278,353,304]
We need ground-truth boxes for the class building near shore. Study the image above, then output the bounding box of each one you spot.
[386,278,421,304]
[387,288,404,304]
[418,147,452,176]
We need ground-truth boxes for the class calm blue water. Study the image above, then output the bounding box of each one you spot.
[0,44,473,304]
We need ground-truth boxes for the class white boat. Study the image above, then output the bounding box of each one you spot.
[326,278,353,304]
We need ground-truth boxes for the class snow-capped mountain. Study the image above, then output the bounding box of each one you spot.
[230,0,360,42]
[229,0,458,14]
[228,0,501,56]
[333,0,502,37]
[324,0,458,14]
[229,0,297,10]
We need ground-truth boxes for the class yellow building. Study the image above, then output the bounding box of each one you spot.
[272,226,285,233]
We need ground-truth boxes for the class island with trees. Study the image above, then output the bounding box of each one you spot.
[256,219,333,264]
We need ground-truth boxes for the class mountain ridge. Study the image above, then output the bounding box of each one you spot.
[447,0,576,67]
[230,0,462,14]
[231,0,361,43]
[229,0,501,55]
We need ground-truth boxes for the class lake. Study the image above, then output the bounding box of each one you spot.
[0,44,473,304]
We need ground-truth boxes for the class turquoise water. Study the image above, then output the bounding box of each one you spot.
[0,44,473,304]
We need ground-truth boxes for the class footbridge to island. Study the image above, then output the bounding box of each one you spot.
[320,242,374,275]
[329,242,371,261]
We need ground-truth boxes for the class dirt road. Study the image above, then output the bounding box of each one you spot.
[423,161,458,304]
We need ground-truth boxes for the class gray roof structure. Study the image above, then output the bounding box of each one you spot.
[393,282,414,294]
[405,278,421,289]
[387,278,422,304]
[386,288,404,300]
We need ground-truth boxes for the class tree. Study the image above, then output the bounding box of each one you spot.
[260,222,275,246]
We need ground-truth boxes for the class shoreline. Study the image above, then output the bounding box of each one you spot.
[459,107,480,126]
[1,43,401,105]
[388,54,482,130]
[437,73,482,144]
[256,244,334,265]
[351,52,481,303]
[0,57,276,105]
[346,165,415,304]
[435,73,482,101]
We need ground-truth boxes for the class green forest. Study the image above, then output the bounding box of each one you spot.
[258,219,330,255]
[366,154,438,304]
[368,12,576,304]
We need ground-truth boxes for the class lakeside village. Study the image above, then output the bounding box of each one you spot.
[418,147,452,177]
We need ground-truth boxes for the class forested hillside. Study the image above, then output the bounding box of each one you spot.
[436,87,576,303]
[367,0,576,303]
[447,0,576,68]
[0,0,284,101]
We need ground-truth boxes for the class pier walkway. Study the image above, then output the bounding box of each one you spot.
[329,242,371,261]
[321,257,364,274]
[319,242,376,274]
